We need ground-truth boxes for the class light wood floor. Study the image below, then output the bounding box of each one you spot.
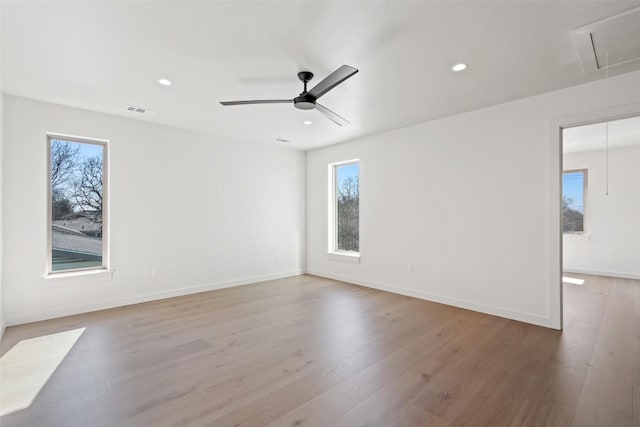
[0,274,638,426]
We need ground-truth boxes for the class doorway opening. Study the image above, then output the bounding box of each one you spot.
[560,114,640,328]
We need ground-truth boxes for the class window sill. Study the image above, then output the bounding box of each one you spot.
[327,251,360,263]
[43,268,113,282]
[563,233,591,239]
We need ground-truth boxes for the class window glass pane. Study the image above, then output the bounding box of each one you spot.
[50,139,104,271]
[563,170,585,233]
[335,163,359,251]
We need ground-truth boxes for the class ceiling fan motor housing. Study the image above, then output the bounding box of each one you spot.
[294,94,316,110]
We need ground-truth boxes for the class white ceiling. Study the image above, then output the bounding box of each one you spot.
[2,1,640,150]
[563,115,640,154]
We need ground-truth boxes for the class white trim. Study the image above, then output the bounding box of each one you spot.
[308,270,556,329]
[0,321,6,341]
[327,159,360,255]
[42,269,113,286]
[329,159,361,167]
[327,162,335,252]
[550,100,640,331]
[563,232,591,238]
[46,133,109,276]
[548,117,564,330]
[327,251,360,263]
[563,268,640,280]
[7,270,304,326]
[45,132,109,145]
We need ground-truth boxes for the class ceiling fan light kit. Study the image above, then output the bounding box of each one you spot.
[220,65,359,126]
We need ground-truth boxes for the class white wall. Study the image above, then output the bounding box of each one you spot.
[0,1,5,337]
[563,145,640,279]
[0,89,4,338]
[2,96,305,325]
[306,69,640,329]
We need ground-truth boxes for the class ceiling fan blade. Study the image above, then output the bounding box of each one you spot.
[220,99,292,106]
[307,65,358,99]
[315,103,350,126]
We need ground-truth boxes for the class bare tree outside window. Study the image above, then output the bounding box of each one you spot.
[49,137,107,272]
[563,170,586,233]
[563,196,584,233]
[71,156,104,227]
[51,140,80,189]
[335,163,359,252]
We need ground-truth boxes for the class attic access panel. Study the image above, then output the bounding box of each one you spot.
[572,6,640,71]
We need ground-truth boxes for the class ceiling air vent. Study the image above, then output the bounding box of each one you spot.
[126,105,157,115]
[572,6,640,72]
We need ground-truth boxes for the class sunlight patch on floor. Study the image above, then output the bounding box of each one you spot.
[563,276,585,285]
[0,328,86,417]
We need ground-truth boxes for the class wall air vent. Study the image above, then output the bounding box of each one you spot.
[572,6,640,72]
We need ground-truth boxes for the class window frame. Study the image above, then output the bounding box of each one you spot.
[562,168,588,235]
[327,159,360,262]
[46,133,109,276]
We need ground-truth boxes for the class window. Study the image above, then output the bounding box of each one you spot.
[47,134,108,273]
[329,160,359,256]
[563,169,586,233]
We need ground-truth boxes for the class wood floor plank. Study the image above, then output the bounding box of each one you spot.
[572,277,636,427]
[132,299,455,427]
[328,356,443,427]
[387,404,445,427]
[36,290,412,425]
[389,320,535,425]
[265,312,506,427]
[0,273,637,427]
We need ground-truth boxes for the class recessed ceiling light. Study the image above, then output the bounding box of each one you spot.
[303,120,312,125]
[451,63,467,72]
[158,78,172,86]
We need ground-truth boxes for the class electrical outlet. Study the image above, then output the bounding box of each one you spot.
[274,252,280,262]
[151,266,159,276]
[407,263,414,273]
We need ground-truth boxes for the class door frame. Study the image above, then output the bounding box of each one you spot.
[548,101,640,330]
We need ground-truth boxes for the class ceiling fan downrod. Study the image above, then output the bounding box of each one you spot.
[297,71,314,94]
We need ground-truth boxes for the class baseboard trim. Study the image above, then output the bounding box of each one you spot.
[307,270,557,329]
[7,270,304,326]
[563,267,640,280]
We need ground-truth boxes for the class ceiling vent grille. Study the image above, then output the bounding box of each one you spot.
[572,6,640,72]
[126,105,157,115]
[126,105,146,113]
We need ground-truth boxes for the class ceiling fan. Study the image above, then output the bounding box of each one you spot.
[220,65,358,126]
